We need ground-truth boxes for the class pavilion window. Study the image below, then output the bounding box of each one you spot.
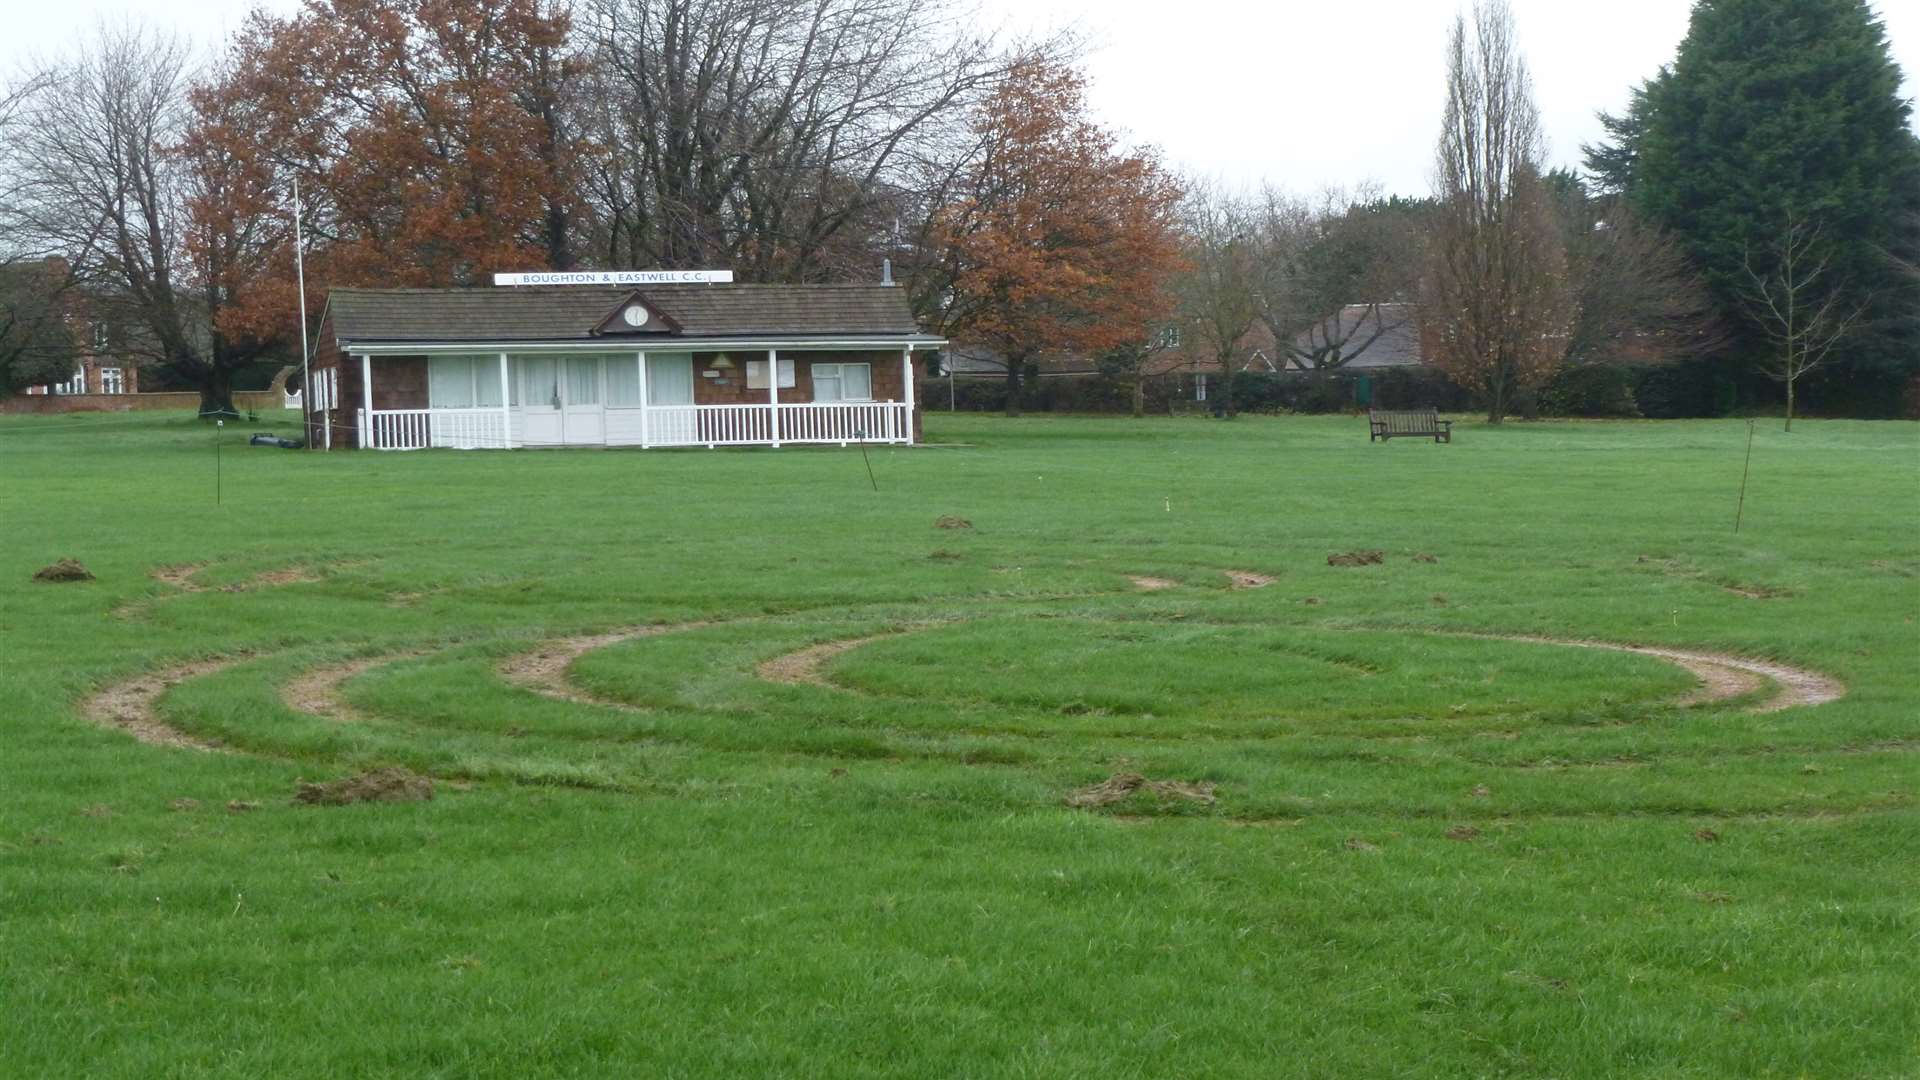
[813,362,871,402]
[431,355,503,408]
[606,358,641,406]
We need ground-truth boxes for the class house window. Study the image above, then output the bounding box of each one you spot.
[100,367,123,394]
[91,321,109,351]
[1157,326,1181,349]
[745,357,797,390]
[55,367,86,395]
[813,362,871,402]
[1195,374,1208,402]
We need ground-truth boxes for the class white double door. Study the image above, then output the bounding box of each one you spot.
[519,357,606,446]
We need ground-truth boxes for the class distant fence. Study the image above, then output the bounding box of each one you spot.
[1,390,288,415]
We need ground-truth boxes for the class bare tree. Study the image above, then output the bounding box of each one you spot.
[1261,188,1428,376]
[1547,172,1722,367]
[7,26,280,415]
[579,0,1036,283]
[1177,180,1260,415]
[1421,0,1574,423]
[1737,214,1867,432]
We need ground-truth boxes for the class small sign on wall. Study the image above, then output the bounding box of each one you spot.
[746,358,797,389]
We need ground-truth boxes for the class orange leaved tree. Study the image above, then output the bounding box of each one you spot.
[931,60,1184,417]
[188,0,587,347]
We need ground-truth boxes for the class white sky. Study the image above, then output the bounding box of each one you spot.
[5,0,1915,199]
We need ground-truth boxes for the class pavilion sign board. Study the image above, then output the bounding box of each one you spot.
[493,270,735,287]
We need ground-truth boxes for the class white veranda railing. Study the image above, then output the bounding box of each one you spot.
[363,401,911,450]
[360,408,508,450]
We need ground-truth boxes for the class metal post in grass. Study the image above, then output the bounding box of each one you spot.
[853,427,878,492]
[215,419,224,506]
[1734,419,1755,533]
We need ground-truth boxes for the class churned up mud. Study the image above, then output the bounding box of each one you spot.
[1065,773,1217,808]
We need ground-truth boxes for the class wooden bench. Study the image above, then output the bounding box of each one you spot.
[1368,408,1452,443]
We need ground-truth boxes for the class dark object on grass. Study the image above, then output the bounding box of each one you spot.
[1065,773,1215,808]
[250,433,305,449]
[32,558,95,583]
[1367,408,1452,443]
[1328,550,1385,567]
[294,767,434,806]
[934,516,972,530]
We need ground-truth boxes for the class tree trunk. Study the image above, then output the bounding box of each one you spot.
[198,366,237,419]
[1218,365,1236,418]
[1003,362,1022,419]
[1131,376,1145,418]
[1784,375,1795,432]
[1485,375,1507,425]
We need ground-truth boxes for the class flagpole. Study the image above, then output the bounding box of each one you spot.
[293,175,314,450]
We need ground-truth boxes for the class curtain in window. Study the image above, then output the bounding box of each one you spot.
[565,357,601,405]
[647,353,694,405]
[814,367,841,402]
[842,363,871,400]
[475,358,504,407]
[431,357,476,408]
[605,356,642,405]
[521,357,561,408]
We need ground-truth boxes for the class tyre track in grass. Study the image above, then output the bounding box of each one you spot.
[81,656,254,751]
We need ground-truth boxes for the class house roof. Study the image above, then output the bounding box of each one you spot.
[1285,304,1425,370]
[324,284,939,346]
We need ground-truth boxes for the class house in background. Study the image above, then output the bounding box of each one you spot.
[1277,303,1428,374]
[11,258,140,398]
[308,283,943,450]
[930,303,1434,411]
[23,317,139,396]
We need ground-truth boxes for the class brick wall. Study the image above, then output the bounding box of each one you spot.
[1,388,278,415]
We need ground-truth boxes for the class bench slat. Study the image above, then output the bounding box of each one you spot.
[1367,409,1451,443]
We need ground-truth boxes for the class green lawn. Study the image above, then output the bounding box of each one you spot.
[2,409,1916,1078]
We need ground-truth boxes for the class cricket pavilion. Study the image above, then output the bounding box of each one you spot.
[304,271,944,450]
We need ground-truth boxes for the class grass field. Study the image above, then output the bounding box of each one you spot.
[2,409,1916,1078]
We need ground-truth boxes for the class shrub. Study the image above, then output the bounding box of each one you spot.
[1539,364,1641,418]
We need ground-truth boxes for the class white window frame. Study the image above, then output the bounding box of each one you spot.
[1195,373,1208,402]
[812,362,873,403]
[91,321,109,351]
[1157,326,1181,349]
[429,355,504,409]
[100,367,124,394]
[312,367,338,412]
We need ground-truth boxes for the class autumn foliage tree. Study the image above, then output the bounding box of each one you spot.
[932,60,1183,417]
[190,0,588,344]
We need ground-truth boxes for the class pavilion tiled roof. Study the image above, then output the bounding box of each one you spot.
[325,284,935,345]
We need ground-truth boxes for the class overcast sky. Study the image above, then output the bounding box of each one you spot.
[6,0,1915,199]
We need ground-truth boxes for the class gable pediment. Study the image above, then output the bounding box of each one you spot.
[591,291,680,336]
